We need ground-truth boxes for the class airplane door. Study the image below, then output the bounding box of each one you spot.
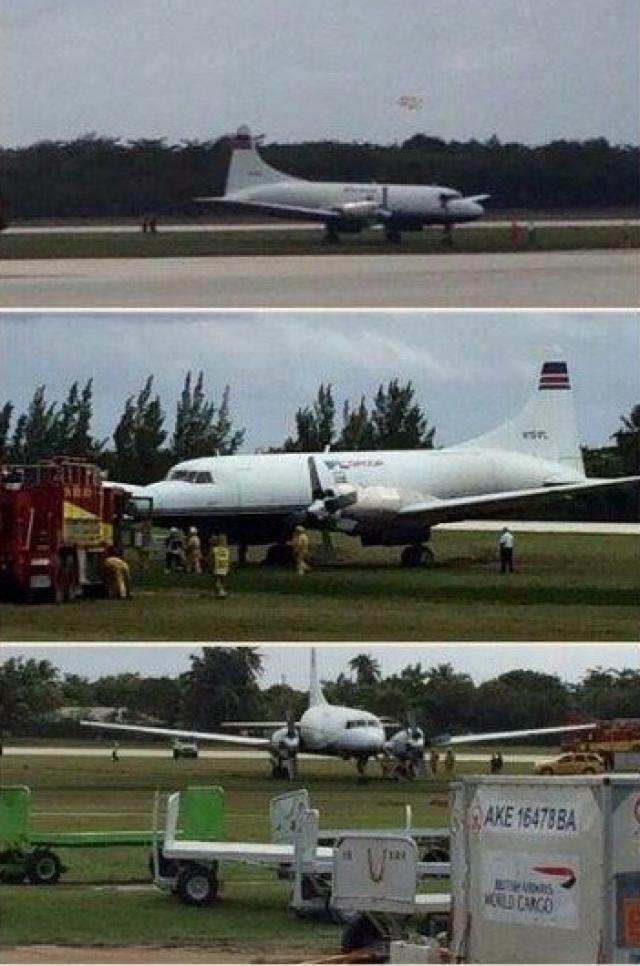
[236,460,307,512]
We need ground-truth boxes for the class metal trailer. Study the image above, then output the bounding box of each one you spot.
[330,832,451,956]
[450,774,640,963]
[153,787,451,914]
[0,784,163,885]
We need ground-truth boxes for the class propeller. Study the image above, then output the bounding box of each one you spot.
[384,710,426,779]
[307,456,358,522]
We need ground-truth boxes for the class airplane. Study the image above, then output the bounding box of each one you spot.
[194,125,489,243]
[82,649,599,781]
[120,357,639,568]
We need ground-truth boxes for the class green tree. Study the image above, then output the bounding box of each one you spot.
[284,384,335,452]
[172,372,244,462]
[338,397,374,450]
[111,376,168,483]
[0,401,13,459]
[0,657,63,732]
[612,404,640,474]
[180,647,263,729]
[370,379,435,449]
[348,653,382,686]
[10,386,59,462]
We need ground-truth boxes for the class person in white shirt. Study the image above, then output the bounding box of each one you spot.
[498,527,515,573]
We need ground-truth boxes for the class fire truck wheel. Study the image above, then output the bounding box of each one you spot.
[26,849,63,885]
[176,864,218,905]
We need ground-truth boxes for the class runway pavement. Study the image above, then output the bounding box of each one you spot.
[7,218,639,234]
[1,249,636,307]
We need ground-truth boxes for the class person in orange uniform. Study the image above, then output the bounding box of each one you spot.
[210,533,230,598]
[185,526,203,574]
[291,525,311,576]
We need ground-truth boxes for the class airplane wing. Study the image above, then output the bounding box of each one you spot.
[435,723,598,746]
[398,475,640,525]
[193,197,340,223]
[80,720,270,747]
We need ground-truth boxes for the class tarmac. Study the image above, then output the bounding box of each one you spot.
[1,249,636,307]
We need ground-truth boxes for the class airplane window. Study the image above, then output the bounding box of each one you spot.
[169,470,189,480]
[195,472,213,484]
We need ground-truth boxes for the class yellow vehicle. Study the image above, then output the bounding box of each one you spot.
[534,751,606,776]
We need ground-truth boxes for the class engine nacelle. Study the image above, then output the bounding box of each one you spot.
[334,200,380,222]
[341,485,425,521]
[385,727,425,761]
[269,726,299,759]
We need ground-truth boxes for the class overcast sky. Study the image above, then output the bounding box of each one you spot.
[1,644,637,688]
[1,312,638,452]
[2,0,638,148]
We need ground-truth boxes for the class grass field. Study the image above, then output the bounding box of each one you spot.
[0,752,533,955]
[1,223,638,259]
[1,531,638,641]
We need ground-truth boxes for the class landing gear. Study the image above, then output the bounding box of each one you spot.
[400,544,434,568]
[442,223,454,247]
[270,756,297,780]
[385,227,402,243]
[237,542,248,566]
[324,226,340,244]
[355,757,369,780]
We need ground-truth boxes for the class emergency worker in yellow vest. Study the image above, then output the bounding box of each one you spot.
[104,555,131,599]
[210,533,230,598]
[291,525,311,576]
[185,526,203,574]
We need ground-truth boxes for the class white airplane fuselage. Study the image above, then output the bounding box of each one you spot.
[297,703,385,758]
[139,446,583,544]
[227,178,485,226]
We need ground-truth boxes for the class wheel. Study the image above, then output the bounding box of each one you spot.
[26,849,62,885]
[176,864,218,906]
[539,767,553,775]
[385,228,402,243]
[341,913,385,953]
[400,544,434,567]
[324,228,340,244]
[582,767,596,774]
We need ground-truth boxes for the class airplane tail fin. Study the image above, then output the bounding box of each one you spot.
[456,357,584,476]
[225,126,294,195]
[309,647,327,707]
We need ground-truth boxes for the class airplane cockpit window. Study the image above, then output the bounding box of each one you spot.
[167,469,215,483]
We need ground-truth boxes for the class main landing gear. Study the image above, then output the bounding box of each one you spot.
[384,227,402,243]
[400,544,435,568]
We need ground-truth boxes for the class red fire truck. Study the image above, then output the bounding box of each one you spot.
[564,720,640,770]
[0,457,130,602]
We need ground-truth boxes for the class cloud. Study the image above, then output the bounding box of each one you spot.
[1,311,638,452]
[3,0,638,147]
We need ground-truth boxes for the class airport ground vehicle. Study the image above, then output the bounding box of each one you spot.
[0,785,161,884]
[172,739,198,760]
[153,786,450,914]
[0,457,128,602]
[564,719,640,770]
[533,751,606,775]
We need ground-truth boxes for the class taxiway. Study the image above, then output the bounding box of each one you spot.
[0,249,636,307]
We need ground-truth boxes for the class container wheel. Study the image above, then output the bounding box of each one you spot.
[26,849,63,885]
[176,864,218,906]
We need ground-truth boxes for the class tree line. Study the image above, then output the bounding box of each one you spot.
[1,649,637,742]
[1,133,638,219]
[0,376,436,483]
[1,379,637,518]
